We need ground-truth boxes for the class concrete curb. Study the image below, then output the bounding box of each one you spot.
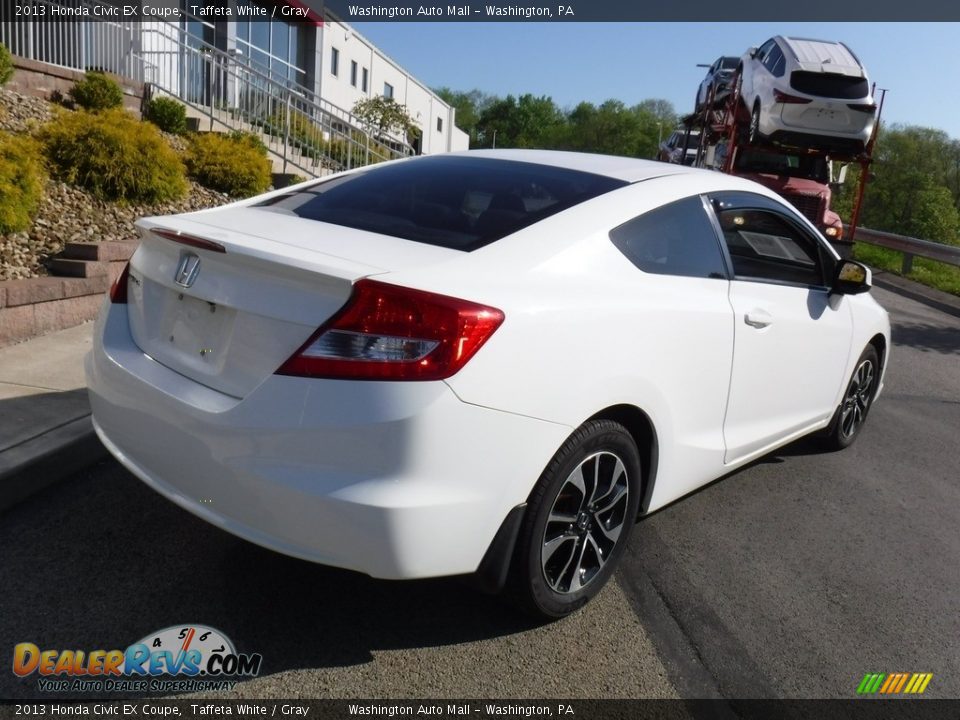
[0,413,106,513]
[871,271,960,320]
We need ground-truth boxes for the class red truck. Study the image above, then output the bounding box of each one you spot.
[730,146,848,254]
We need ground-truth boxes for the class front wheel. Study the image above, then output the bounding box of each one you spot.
[509,420,642,618]
[820,345,879,451]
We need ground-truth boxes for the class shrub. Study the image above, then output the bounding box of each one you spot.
[0,43,13,87]
[228,129,268,156]
[144,96,187,135]
[185,132,272,198]
[0,132,46,233]
[69,72,124,111]
[40,108,186,203]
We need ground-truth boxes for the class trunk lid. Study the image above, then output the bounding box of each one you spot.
[125,209,460,398]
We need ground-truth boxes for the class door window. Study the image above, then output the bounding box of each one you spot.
[713,198,831,287]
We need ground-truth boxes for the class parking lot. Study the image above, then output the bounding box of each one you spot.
[1,282,957,700]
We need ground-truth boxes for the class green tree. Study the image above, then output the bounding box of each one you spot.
[352,96,419,145]
[476,94,564,149]
[433,87,494,146]
[848,124,960,243]
[561,100,644,156]
[903,184,960,245]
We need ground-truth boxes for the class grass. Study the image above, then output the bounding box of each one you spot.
[854,243,960,297]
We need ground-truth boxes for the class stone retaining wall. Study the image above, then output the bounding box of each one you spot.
[6,56,143,116]
[0,244,133,348]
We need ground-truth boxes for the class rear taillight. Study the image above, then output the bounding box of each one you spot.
[773,89,812,104]
[109,262,130,304]
[847,103,876,113]
[277,279,505,381]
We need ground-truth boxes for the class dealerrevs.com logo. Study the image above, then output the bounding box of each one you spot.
[12,625,263,693]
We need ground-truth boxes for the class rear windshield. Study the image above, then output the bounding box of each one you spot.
[790,71,868,99]
[254,155,627,251]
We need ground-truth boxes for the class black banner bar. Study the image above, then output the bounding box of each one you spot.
[2,700,960,720]
[3,0,960,22]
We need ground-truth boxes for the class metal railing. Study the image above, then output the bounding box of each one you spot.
[138,23,410,176]
[0,0,414,177]
[854,227,960,275]
[0,0,150,82]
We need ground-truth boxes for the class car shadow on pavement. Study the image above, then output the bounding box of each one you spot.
[891,320,960,355]
[0,457,543,698]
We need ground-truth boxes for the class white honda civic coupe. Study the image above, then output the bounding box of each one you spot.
[87,150,890,617]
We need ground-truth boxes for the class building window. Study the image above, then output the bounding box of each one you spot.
[350,61,358,87]
[331,47,339,77]
[437,117,443,132]
[384,82,394,99]
[362,68,368,92]
[233,2,308,88]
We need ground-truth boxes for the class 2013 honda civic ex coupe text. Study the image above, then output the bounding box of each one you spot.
[86,150,890,617]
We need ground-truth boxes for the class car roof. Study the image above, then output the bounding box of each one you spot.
[447,149,694,183]
[778,36,863,73]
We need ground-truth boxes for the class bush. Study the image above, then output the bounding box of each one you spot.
[0,43,13,87]
[69,72,124,111]
[0,132,46,233]
[40,108,186,203]
[144,96,187,135]
[185,132,272,198]
[228,129,268,156]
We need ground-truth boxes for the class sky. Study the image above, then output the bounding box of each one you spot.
[354,22,960,140]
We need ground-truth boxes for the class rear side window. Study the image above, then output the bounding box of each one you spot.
[790,71,869,99]
[763,45,786,77]
[254,156,627,251]
[610,196,728,280]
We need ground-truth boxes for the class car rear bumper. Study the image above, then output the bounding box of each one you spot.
[766,129,868,155]
[86,303,571,579]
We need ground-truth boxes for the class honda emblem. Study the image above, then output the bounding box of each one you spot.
[174,253,201,288]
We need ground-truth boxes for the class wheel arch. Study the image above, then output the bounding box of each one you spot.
[868,333,888,391]
[585,404,659,516]
[868,333,887,372]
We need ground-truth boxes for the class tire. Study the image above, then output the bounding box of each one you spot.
[509,420,642,618]
[820,345,880,451]
[749,102,762,144]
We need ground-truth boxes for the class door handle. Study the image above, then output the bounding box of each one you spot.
[744,309,773,329]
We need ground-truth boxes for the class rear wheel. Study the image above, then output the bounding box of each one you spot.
[509,420,642,618]
[821,345,879,451]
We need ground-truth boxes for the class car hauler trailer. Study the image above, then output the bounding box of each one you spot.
[679,74,885,259]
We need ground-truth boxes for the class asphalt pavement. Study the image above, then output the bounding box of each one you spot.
[0,283,957,700]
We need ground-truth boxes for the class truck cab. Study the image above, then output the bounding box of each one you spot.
[731,147,850,256]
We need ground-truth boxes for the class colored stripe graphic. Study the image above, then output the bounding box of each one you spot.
[857,672,932,695]
[894,673,910,693]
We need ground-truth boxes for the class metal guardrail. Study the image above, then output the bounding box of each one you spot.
[854,227,960,275]
[0,0,414,177]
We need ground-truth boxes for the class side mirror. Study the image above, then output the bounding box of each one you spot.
[748,46,759,59]
[832,164,848,186]
[831,260,872,295]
